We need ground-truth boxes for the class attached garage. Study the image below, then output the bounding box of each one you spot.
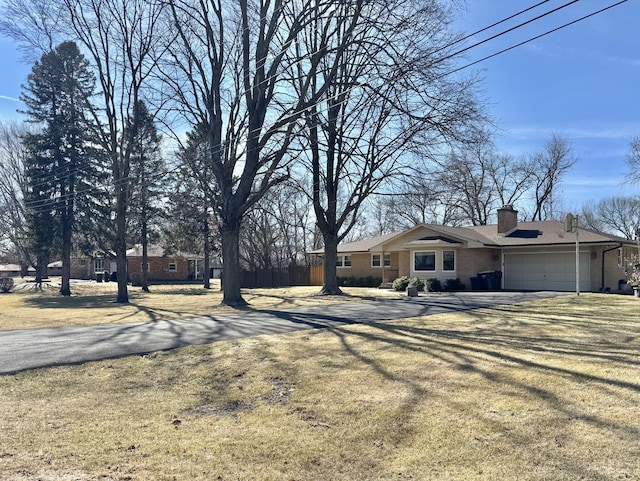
[503,251,590,291]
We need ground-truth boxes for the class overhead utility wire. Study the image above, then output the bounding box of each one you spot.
[21,1,625,211]
[443,0,628,78]
[438,0,581,65]
[437,0,553,53]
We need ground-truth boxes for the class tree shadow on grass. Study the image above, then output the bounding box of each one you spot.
[263,304,640,478]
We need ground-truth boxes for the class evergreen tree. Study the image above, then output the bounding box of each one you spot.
[20,41,102,295]
[165,126,220,289]
[126,100,165,292]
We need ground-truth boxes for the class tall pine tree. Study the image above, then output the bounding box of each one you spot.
[126,100,165,292]
[165,125,220,289]
[21,41,102,295]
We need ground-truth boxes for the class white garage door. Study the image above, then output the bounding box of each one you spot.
[504,252,590,291]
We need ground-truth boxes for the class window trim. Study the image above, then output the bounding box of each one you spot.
[168,262,177,272]
[337,255,351,268]
[442,250,456,272]
[372,253,392,268]
[414,250,436,272]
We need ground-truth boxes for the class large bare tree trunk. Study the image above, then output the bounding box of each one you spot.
[220,218,245,306]
[320,232,342,295]
[203,213,211,289]
[115,186,128,303]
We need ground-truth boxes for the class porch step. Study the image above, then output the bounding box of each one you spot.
[378,282,394,289]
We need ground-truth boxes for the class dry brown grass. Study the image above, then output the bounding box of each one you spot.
[0,294,639,480]
[0,279,395,330]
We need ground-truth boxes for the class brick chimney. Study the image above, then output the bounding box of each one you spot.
[497,205,518,235]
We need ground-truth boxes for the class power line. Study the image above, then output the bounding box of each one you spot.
[439,0,581,65]
[444,0,629,78]
[12,1,629,214]
[445,0,554,52]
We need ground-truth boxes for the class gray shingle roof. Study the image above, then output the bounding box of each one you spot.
[308,220,633,254]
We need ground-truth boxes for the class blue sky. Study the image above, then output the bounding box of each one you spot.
[453,0,639,210]
[0,1,638,210]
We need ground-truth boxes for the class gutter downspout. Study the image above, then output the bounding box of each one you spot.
[601,243,623,291]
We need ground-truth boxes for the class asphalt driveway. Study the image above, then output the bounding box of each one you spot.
[0,291,565,374]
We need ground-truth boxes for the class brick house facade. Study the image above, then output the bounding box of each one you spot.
[311,206,634,292]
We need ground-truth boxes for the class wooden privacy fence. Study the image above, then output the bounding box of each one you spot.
[240,264,324,288]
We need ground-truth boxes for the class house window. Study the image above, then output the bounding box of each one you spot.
[168,263,177,272]
[95,259,104,272]
[141,262,150,271]
[618,248,623,268]
[337,255,351,268]
[373,253,391,268]
[414,251,435,271]
[443,250,455,271]
[79,259,87,266]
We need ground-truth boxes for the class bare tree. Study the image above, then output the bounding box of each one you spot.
[161,0,369,305]
[240,182,315,269]
[3,0,165,302]
[377,175,468,230]
[296,0,485,294]
[438,140,498,226]
[626,136,640,185]
[580,196,640,239]
[0,121,32,270]
[529,134,576,221]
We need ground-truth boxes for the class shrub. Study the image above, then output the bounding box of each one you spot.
[424,278,442,292]
[393,276,426,292]
[408,277,425,292]
[392,276,410,291]
[0,277,15,293]
[337,276,381,288]
[444,278,465,292]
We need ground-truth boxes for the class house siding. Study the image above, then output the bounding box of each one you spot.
[457,248,500,286]
[320,222,635,292]
[603,245,633,292]
[128,256,190,285]
[337,252,399,283]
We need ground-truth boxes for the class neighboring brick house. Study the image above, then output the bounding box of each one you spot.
[126,245,210,285]
[308,206,636,292]
[9,247,221,283]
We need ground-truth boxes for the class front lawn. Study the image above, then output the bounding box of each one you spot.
[0,294,638,480]
[0,280,391,330]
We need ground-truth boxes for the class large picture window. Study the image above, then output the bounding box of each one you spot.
[414,251,435,271]
[443,250,456,271]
